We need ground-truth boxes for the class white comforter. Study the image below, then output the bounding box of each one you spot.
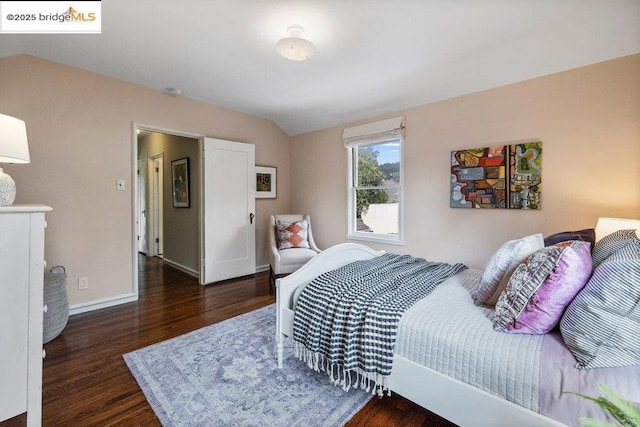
[396,269,544,412]
[291,261,640,426]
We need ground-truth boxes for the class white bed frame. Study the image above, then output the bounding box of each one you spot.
[276,243,567,427]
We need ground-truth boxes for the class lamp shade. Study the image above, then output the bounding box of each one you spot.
[0,113,30,163]
[595,217,640,242]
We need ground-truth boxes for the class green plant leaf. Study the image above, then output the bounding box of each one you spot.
[598,385,640,426]
[566,385,640,427]
[579,417,620,427]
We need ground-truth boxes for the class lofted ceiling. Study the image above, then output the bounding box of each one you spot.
[1,0,639,136]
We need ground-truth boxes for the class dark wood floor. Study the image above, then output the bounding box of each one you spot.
[3,255,456,427]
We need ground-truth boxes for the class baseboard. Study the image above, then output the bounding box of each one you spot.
[163,259,269,276]
[70,263,269,316]
[162,258,199,277]
[69,293,138,316]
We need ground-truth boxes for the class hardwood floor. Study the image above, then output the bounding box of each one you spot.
[2,255,456,427]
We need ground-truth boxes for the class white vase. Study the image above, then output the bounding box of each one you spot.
[0,167,17,206]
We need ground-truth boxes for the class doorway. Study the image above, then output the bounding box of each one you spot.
[133,125,256,293]
[150,154,164,257]
[137,154,165,257]
[137,128,200,278]
[137,158,148,255]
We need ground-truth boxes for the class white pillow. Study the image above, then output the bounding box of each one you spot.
[473,233,544,306]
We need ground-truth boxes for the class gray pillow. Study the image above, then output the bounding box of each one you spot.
[591,229,638,269]
[473,233,544,306]
[560,239,640,369]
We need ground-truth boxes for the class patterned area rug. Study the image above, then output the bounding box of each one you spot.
[123,304,372,426]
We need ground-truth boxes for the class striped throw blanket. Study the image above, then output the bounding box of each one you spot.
[293,253,467,396]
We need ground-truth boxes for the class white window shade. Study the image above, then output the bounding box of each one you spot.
[343,116,405,148]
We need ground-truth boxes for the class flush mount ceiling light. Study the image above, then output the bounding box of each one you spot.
[275,25,316,61]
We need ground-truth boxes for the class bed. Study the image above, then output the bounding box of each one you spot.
[275,237,640,427]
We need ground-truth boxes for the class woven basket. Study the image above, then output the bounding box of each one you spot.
[43,266,69,344]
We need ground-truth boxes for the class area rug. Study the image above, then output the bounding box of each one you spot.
[123,304,372,426]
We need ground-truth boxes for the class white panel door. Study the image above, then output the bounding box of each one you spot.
[137,159,148,254]
[152,155,164,256]
[201,137,256,284]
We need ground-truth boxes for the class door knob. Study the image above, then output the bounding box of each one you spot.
[249,213,255,224]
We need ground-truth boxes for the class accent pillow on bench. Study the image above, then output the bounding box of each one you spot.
[276,219,310,250]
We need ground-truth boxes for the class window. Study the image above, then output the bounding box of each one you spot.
[344,117,404,244]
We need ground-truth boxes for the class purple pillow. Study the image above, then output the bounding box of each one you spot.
[493,241,592,334]
[543,228,595,250]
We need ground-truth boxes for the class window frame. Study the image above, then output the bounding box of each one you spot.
[346,137,404,245]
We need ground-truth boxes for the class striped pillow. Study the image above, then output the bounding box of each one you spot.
[591,229,638,269]
[560,239,640,369]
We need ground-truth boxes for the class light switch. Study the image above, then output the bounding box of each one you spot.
[116,179,126,191]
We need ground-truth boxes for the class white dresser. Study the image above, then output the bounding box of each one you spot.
[0,205,51,426]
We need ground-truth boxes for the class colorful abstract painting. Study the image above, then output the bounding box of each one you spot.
[450,141,542,209]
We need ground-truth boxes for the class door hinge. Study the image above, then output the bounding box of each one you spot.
[155,237,160,243]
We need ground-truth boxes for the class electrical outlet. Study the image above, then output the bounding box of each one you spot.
[116,179,125,191]
[78,277,89,290]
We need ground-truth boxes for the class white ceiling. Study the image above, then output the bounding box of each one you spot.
[1,0,639,136]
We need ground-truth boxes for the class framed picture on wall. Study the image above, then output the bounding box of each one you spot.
[256,166,276,199]
[171,157,190,208]
[450,140,542,209]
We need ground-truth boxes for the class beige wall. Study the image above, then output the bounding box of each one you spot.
[290,54,640,269]
[1,53,638,311]
[0,55,290,309]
